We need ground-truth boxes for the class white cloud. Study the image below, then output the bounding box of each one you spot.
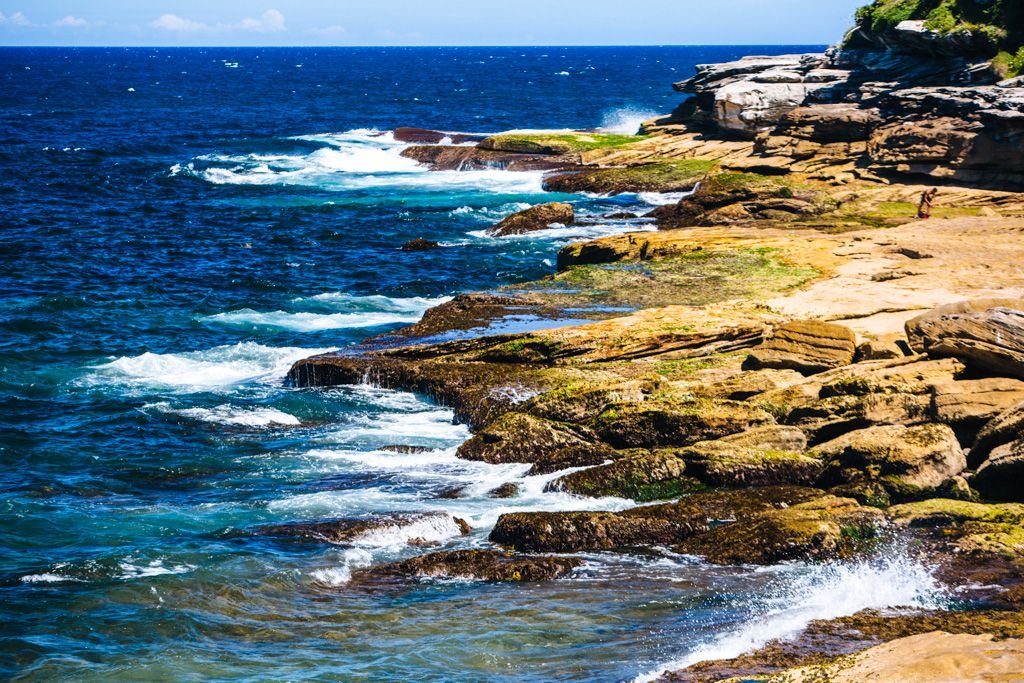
[54,15,87,27]
[0,11,30,26]
[238,9,285,33]
[150,13,210,32]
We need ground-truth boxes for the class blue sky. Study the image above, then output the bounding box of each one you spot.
[0,1,865,46]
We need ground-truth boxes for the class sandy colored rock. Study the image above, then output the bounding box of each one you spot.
[971,402,1024,468]
[974,437,1024,503]
[744,320,857,375]
[487,202,574,237]
[594,397,774,449]
[932,378,1024,430]
[907,301,1024,379]
[677,425,822,488]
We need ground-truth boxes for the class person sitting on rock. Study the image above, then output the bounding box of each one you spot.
[917,188,938,219]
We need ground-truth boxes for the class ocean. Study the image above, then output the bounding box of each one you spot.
[0,46,943,681]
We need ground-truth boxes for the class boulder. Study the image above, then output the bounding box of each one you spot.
[813,423,967,499]
[855,338,907,361]
[906,301,1024,379]
[523,380,648,424]
[973,437,1024,502]
[360,549,583,583]
[678,425,823,487]
[400,237,440,251]
[676,495,883,564]
[489,502,707,552]
[546,450,698,502]
[971,402,1024,468]
[594,397,774,449]
[488,483,520,499]
[456,412,594,466]
[252,512,471,545]
[744,320,857,375]
[699,368,805,400]
[392,127,484,145]
[932,378,1024,430]
[487,202,574,237]
[525,443,621,476]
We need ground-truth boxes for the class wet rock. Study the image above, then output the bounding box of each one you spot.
[400,144,570,171]
[546,449,699,502]
[605,211,638,219]
[252,512,472,545]
[594,397,774,449]
[525,443,621,476]
[677,425,823,488]
[971,401,1024,468]
[489,502,707,552]
[487,202,574,237]
[488,482,520,499]
[744,319,857,375]
[676,495,883,565]
[400,237,440,251]
[380,445,436,454]
[361,549,583,583]
[392,127,485,145]
[906,300,1024,379]
[456,412,595,465]
[814,423,966,501]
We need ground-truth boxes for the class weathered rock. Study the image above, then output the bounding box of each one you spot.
[487,202,574,237]
[542,162,709,195]
[677,425,822,487]
[744,319,857,375]
[523,381,648,424]
[676,495,883,564]
[594,397,774,449]
[932,377,1024,430]
[546,450,698,502]
[525,443,621,476]
[488,483,520,499]
[814,423,967,500]
[489,502,707,552]
[855,338,907,361]
[399,237,440,251]
[252,512,471,545]
[974,436,1024,502]
[400,144,569,172]
[359,549,583,583]
[767,632,1024,683]
[971,402,1024,468]
[698,368,805,400]
[392,127,484,145]
[906,301,1024,379]
[456,412,594,466]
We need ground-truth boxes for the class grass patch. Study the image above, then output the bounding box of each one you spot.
[480,132,652,155]
[543,159,717,194]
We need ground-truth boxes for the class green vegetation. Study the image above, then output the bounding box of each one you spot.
[543,159,717,194]
[994,47,1024,78]
[480,132,652,155]
[853,0,1023,57]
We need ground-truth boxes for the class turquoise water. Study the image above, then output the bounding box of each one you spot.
[1,46,944,681]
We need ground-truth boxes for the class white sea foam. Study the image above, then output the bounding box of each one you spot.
[148,402,301,427]
[88,342,335,392]
[201,308,425,332]
[634,552,946,682]
[297,293,451,313]
[600,107,660,135]
[117,559,196,579]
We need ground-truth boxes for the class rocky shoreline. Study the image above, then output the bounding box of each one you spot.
[287,2,1024,679]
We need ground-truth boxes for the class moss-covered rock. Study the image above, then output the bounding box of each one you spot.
[456,412,595,465]
[813,423,967,501]
[525,442,621,475]
[478,132,650,155]
[546,449,702,501]
[523,380,650,424]
[594,397,775,449]
[676,425,824,488]
[676,495,884,565]
[542,160,714,194]
[358,549,583,583]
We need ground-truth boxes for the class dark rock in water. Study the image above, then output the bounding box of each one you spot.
[487,202,574,237]
[605,211,638,219]
[488,482,520,499]
[744,320,857,375]
[525,443,621,476]
[435,486,468,500]
[392,127,485,145]
[252,512,471,545]
[400,144,571,172]
[546,450,700,502]
[400,237,440,252]
[456,412,596,466]
[358,549,583,583]
[906,300,1024,379]
[380,444,436,454]
[489,502,708,552]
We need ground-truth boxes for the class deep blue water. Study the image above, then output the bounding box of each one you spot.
[1,46,945,682]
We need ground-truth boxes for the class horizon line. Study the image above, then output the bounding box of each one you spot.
[0,43,831,49]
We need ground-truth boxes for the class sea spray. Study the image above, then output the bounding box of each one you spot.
[634,549,946,682]
[600,107,661,135]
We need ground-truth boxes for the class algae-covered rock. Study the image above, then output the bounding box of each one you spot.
[252,512,471,545]
[744,319,857,375]
[456,412,595,466]
[489,503,707,552]
[546,449,700,501]
[814,423,966,499]
[594,397,774,449]
[359,549,583,583]
[542,160,713,195]
[676,495,884,565]
[487,202,574,237]
[523,380,649,424]
[400,237,440,251]
[525,442,621,476]
[684,485,826,521]
[677,425,823,487]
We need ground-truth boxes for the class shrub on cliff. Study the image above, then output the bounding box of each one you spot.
[852,0,1023,55]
